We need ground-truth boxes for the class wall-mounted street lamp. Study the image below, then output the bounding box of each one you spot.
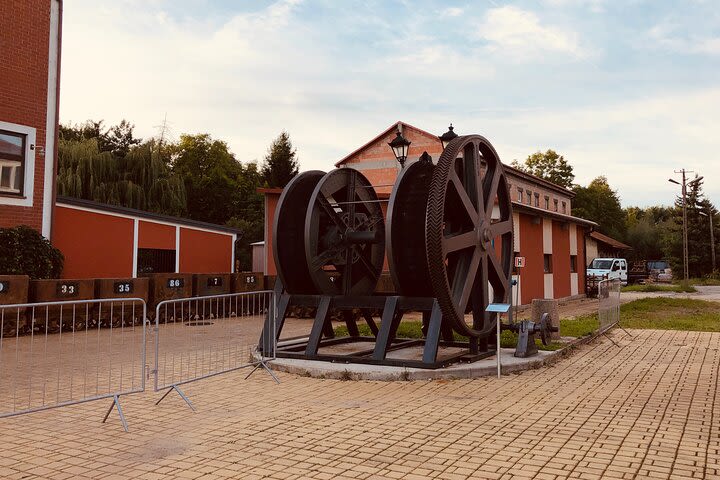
[388,127,411,168]
[438,124,458,150]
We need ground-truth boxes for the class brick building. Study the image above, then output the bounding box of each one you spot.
[261,121,597,305]
[0,0,62,237]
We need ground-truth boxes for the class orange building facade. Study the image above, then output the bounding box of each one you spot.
[261,121,596,305]
[53,197,238,279]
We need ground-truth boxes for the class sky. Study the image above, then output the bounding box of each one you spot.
[60,0,720,208]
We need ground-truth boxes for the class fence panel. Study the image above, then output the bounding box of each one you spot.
[153,291,276,406]
[598,278,621,333]
[0,298,146,429]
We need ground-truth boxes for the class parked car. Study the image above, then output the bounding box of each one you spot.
[647,260,673,283]
[587,258,628,286]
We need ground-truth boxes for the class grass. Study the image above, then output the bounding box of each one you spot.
[333,297,720,352]
[335,319,566,351]
[621,283,696,293]
[559,314,599,338]
[620,297,720,331]
[688,277,720,286]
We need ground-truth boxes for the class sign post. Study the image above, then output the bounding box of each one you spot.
[486,303,511,379]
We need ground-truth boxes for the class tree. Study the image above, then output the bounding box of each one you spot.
[511,149,575,188]
[57,137,186,216]
[662,176,719,277]
[623,205,675,262]
[572,176,626,240]
[170,134,245,225]
[59,119,141,157]
[106,120,141,158]
[261,131,299,188]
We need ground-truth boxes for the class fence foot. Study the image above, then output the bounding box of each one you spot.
[602,331,621,347]
[156,385,196,412]
[617,324,634,338]
[102,394,129,432]
[245,359,280,384]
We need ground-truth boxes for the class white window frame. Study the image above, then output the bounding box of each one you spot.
[0,121,36,207]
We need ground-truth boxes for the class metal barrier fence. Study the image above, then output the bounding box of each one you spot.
[153,290,277,410]
[0,298,146,431]
[598,278,621,333]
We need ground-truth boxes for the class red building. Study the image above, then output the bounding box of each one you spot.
[1,1,237,279]
[0,0,62,237]
[261,121,597,305]
[53,197,238,278]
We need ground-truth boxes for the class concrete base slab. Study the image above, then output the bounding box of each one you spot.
[265,347,558,381]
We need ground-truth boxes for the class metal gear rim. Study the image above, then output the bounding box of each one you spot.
[425,135,514,338]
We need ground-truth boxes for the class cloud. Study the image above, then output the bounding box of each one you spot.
[543,0,606,13]
[478,87,720,207]
[646,23,720,55]
[441,7,463,17]
[476,6,587,60]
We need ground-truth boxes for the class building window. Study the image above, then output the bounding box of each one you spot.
[562,201,567,214]
[570,255,577,273]
[534,193,540,207]
[517,187,523,203]
[137,248,176,274]
[526,189,532,205]
[544,254,552,273]
[544,196,549,209]
[553,198,559,212]
[0,130,26,196]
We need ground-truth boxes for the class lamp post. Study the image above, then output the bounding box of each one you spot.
[439,124,458,150]
[698,209,716,272]
[669,170,703,280]
[388,127,411,168]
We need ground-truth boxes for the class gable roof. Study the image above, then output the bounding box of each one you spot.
[334,121,440,167]
[333,121,575,198]
[589,231,632,250]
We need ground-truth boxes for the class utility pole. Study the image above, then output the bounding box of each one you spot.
[699,207,716,272]
[669,169,695,281]
[711,212,716,271]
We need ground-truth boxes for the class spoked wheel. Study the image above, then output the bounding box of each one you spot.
[273,171,326,294]
[387,155,435,296]
[304,168,385,295]
[426,135,513,338]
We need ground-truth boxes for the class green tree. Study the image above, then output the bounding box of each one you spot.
[60,119,140,157]
[56,137,186,216]
[106,120,141,158]
[511,149,575,188]
[623,205,675,262]
[572,176,626,240]
[261,131,299,188]
[662,176,719,277]
[170,134,244,225]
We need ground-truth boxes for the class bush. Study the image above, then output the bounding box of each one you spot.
[0,225,64,279]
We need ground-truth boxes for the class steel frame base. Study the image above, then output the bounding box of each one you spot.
[264,292,496,369]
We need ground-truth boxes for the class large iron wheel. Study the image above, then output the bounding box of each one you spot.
[304,168,385,295]
[386,155,434,296]
[273,170,326,294]
[425,135,513,338]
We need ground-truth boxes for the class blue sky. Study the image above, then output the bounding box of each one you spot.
[60,0,720,207]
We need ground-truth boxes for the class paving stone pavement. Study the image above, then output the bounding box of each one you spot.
[1,328,719,480]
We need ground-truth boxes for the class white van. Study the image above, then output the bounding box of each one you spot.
[587,258,628,285]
